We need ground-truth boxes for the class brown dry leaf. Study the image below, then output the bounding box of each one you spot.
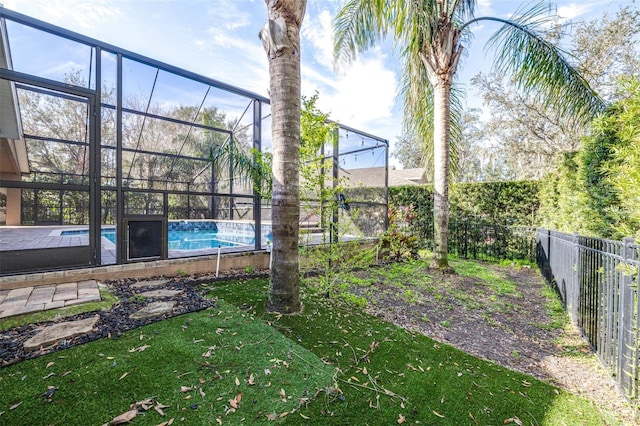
[215,328,224,335]
[46,362,54,368]
[264,368,271,376]
[504,417,523,425]
[397,414,406,424]
[136,398,154,411]
[155,405,166,416]
[299,413,310,420]
[432,410,445,418]
[235,377,240,386]
[61,371,72,377]
[198,377,205,384]
[266,413,277,421]
[199,388,206,398]
[248,373,255,385]
[349,376,360,382]
[109,408,137,425]
[216,417,222,425]
[9,401,23,410]
[521,380,532,387]
[180,386,192,393]
[42,373,55,380]
[279,388,287,401]
[362,367,368,375]
[202,350,212,358]
[229,399,238,410]
[119,372,129,381]
[279,412,289,418]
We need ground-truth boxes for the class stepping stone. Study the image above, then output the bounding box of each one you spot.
[129,301,176,320]
[23,315,99,352]
[139,289,182,298]
[131,279,170,289]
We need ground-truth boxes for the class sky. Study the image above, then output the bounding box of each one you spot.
[1,0,636,166]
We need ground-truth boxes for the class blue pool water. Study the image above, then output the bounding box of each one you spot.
[61,228,254,250]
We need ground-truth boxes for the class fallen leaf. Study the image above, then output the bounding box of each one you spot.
[202,350,211,358]
[199,388,206,398]
[279,412,289,418]
[299,413,310,420]
[248,373,255,385]
[266,413,277,421]
[397,414,406,424]
[264,368,271,376]
[180,386,192,393]
[216,417,222,425]
[504,417,523,425]
[9,401,23,410]
[235,377,240,386]
[109,408,137,425]
[155,405,166,416]
[61,371,72,377]
[432,410,445,418]
[128,345,150,353]
[362,367,368,375]
[119,372,129,381]
[279,388,287,401]
[46,362,54,368]
[42,373,55,380]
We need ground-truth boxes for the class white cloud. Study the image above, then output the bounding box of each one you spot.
[302,53,399,140]
[302,8,334,69]
[4,0,121,30]
[556,2,599,21]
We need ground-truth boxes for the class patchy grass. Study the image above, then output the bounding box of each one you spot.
[454,259,520,296]
[0,300,334,425]
[0,260,625,426]
[207,278,620,425]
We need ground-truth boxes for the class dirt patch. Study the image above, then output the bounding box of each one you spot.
[348,262,637,424]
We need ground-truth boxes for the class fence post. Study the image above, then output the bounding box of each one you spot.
[619,237,635,399]
[571,232,579,323]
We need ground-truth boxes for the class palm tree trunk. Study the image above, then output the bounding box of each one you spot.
[431,80,452,271]
[261,0,306,313]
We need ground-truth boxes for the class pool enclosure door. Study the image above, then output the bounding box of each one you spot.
[0,70,101,273]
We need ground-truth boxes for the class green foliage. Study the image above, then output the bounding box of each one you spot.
[450,181,539,225]
[378,204,420,261]
[389,181,540,251]
[600,77,640,240]
[539,77,640,239]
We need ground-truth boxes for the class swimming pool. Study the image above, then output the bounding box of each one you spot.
[59,227,257,250]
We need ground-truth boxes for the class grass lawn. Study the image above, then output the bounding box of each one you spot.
[0,260,625,425]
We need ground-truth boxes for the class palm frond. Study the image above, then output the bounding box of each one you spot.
[333,0,389,68]
[485,1,604,122]
[399,44,464,177]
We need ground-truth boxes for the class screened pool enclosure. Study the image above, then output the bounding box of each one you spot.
[0,8,389,275]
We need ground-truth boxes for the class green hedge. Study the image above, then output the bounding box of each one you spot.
[389,181,539,260]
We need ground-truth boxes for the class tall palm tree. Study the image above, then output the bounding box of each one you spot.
[334,0,603,271]
[260,0,307,313]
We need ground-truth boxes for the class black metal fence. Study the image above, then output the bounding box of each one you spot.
[448,219,536,263]
[537,229,640,403]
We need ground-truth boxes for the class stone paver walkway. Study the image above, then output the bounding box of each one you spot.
[0,280,101,319]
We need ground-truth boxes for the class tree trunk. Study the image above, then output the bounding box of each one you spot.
[431,80,453,271]
[260,0,306,313]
